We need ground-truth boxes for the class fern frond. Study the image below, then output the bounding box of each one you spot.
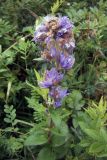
[86,97,107,120]
[26,97,46,122]
[51,0,65,14]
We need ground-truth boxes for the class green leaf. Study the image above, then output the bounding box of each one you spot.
[97,153,107,157]
[0,45,2,53]
[78,121,88,131]
[34,69,42,81]
[51,0,65,14]
[6,81,12,102]
[66,90,85,110]
[18,40,28,51]
[50,110,62,128]
[83,129,100,140]
[26,81,49,100]
[79,139,90,147]
[4,118,12,123]
[33,57,44,61]
[38,147,56,160]
[52,134,67,147]
[54,144,69,159]
[24,131,48,146]
[100,128,107,142]
[51,122,70,147]
[89,142,105,153]
[99,97,107,116]
[35,17,43,29]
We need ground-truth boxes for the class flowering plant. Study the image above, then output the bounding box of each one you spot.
[34,15,75,108]
[25,14,75,160]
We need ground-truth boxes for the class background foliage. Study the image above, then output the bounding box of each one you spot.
[0,0,107,159]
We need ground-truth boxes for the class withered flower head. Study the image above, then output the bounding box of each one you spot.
[33,15,75,53]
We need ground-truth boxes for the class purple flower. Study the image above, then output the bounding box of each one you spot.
[55,37,75,53]
[49,86,68,107]
[33,23,48,42]
[50,47,58,58]
[39,68,63,88]
[49,46,61,59]
[57,28,68,37]
[57,16,74,37]
[64,40,75,52]
[60,54,75,70]
[54,101,61,107]
[33,15,76,108]
[33,31,47,42]
[45,36,52,44]
[37,24,47,32]
[59,16,74,30]
[33,15,74,44]
[42,46,61,61]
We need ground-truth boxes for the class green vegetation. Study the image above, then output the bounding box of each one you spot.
[0,0,107,159]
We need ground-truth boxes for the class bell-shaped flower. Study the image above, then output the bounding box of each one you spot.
[49,86,68,107]
[60,54,75,70]
[39,68,63,88]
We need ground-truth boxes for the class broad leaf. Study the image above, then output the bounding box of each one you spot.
[38,147,56,160]
[25,131,48,146]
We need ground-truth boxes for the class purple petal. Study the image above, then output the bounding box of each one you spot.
[54,101,61,107]
[39,81,52,88]
[59,16,74,29]
[60,54,75,69]
[39,68,63,88]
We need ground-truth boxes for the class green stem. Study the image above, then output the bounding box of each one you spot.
[2,33,31,53]
[17,119,34,127]
[0,128,23,135]
[25,54,28,70]
[47,113,53,143]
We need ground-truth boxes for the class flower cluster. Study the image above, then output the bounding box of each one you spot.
[34,15,75,107]
[34,15,75,53]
